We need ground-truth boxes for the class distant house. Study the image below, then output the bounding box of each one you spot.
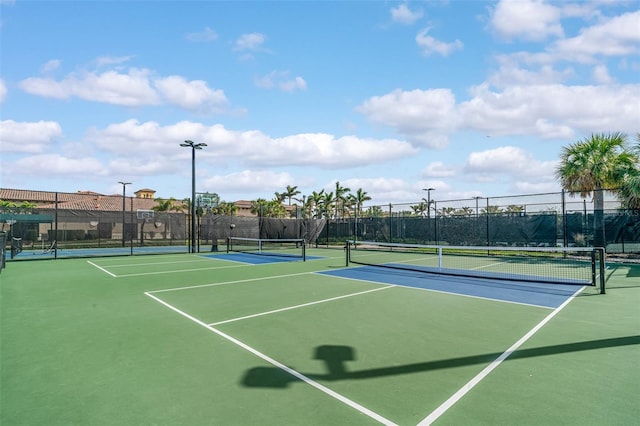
[0,188,294,217]
[0,188,157,211]
[134,188,156,199]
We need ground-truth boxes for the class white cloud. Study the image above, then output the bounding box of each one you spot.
[20,68,159,106]
[391,3,423,25]
[252,134,416,168]
[357,77,639,148]
[95,55,135,68]
[185,26,218,42]
[155,76,228,112]
[255,71,307,92]
[592,64,614,84]
[415,27,463,56]
[490,0,563,42]
[459,83,640,138]
[488,57,574,88]
[422,161,457,178]
[357,88,460,148]
[234,33,266,51]
[87,120,418,170]
[41,59,61,73]
[550,10,640,62]
[10,154,106,176]
[0,79,6,102]
[464,146,557,179]
[0,120,62,153]
[19,66,228,112]
[203,170,296,194]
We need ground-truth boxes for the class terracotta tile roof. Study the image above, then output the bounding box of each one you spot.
[0,188,158,212]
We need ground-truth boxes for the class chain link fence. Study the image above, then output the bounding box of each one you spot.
[1,190,638,260]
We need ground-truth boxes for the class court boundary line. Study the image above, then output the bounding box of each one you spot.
[97,258,223,268]
[90,263,249,278]
[146,271,324,294]
[320,270,556,310]
[144,291,398,426]
[417,285,585,425]
[87,260,117,277]
[208,285,395,326]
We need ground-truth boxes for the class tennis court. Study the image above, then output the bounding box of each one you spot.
[1,245,638,425]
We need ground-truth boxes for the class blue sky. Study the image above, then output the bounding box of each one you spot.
[1,0,639,206]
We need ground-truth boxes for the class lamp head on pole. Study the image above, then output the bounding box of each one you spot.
[181,140,207,149]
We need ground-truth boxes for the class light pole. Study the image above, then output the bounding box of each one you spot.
[473,196,482,218]
[180,140,207,253]
[118,181,131,247]
[422,188,435,218]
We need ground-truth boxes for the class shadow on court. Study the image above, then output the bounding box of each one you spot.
[241,336,640,388]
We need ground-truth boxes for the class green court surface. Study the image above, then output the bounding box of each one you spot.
[1,248,638,425]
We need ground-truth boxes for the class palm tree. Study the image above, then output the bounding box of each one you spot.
[214,201,239,216]
[273,192,286,203]
[352,188,371,217]
[411,202,428,217]
[153,197,177,212]
[455,207,475,217]
[307,190,325,218]
[250,198,269,217]
[556,132,637,247]
[320,191,335,219]
[618,134,640,210]
[282,185,301,206]
[334,181,351,219]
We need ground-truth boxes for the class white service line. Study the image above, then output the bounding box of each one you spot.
[116,263,247,277]
[145,291,398,426]
[148,271,315,294]
[87,260,117,277]
[417,285,585,426]
[210,285,395,325]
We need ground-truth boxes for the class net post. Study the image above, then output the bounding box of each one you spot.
[591,249,596,287]
[598,247,606,294]
[226,237,231,253]
[345,240,350,267]
[302,240,306,262]
[438,246,443,271]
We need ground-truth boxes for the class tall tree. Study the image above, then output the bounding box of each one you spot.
[618,134,640,210]
[334,181,351,219]
[411,202,428,217]
[320,191,335,219]
[153,197,177,212]
[556,132,637,247]
[282,185,301,206]
[307,190,325,218]
[352,188,371,217]
[214,201,239,216]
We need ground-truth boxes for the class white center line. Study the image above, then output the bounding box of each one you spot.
[209,285,395,325]
[145,291,398,426]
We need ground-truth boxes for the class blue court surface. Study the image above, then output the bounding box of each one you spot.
[319,265,584,309]
[204,252,323,264]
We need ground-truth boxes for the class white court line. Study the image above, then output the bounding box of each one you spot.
[209,285,395,326]
[99,258,220,268]
[116,263,247,278]
[87,260,117,277]
[322,272,555,310]
[417,285,585,426]
[145,291,398,426]
[147,271,314,294]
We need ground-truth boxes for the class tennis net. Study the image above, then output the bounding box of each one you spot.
[227,237,306,261]
[346,240,605,292]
